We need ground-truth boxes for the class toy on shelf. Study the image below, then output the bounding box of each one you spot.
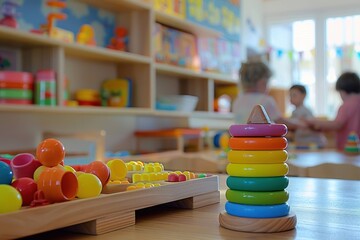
[154,23,200,70]
[100,78,132,107]
[344,131,360,156]
[75,89,101,106]
[31,0,74,43]
[35,70,57,106]
[219,104,297,233]
[214,94,231,113]
[77,24,96,46]
[0,71,34,105]
[107,27,128,51]
[0,0,19,28]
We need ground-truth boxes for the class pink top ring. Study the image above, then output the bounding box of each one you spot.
[229,124,287,137]
[0,71,34,83]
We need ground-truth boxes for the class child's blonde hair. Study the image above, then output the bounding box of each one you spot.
[239,62,272,90]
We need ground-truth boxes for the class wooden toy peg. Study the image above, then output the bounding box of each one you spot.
[247,105,271,124]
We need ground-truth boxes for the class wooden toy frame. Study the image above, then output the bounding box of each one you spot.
[0,175,219,239]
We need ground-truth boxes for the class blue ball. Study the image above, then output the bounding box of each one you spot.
[0,161,13,184]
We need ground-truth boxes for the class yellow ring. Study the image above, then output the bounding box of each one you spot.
[226,163,289,177]
[228,150,288,164]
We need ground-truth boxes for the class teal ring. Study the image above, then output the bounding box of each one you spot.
[225,201,290,218]
[226,189,289,205]
[227,176,289,191]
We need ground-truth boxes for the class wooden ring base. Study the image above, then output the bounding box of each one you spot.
[219,211,297,233]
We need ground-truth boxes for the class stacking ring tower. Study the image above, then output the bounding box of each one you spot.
[219,105,297,232]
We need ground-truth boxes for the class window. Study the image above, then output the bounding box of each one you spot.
[268,20,315,116]
[267,14,360,119]
[326,15,360,118]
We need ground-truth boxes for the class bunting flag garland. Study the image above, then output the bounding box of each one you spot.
[267,45,360,60]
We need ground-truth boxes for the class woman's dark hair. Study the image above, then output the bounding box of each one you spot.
[290,84,307,95]
[335,72,360,94]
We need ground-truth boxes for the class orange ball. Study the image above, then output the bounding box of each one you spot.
[36,138,65,167]
[84,161,110,187]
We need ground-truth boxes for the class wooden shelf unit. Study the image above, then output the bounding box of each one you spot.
[154,11,222,38]
[0,0,238,113]
[0,1,239,152]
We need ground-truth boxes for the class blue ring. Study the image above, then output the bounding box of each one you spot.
[225,201,290,218]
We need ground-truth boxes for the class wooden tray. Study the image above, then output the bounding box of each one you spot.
[0,175,219,239]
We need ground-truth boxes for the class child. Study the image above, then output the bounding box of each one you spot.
[307,72,360,151]
[289,84,327,147]
[232,61,300,130]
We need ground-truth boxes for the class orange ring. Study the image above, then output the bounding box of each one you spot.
[228,137,288,150]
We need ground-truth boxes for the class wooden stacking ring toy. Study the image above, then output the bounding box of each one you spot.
[220,105,297,233]
[228,137,288,150]
[225,202,290,218]
[226,189,289,205]
[228,150,288,164]
[226,176,289,191]
[229,124,287,137]
[226,163,289,177]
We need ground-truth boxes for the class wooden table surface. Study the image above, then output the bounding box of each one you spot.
[21,175,360,240]
[287,150,360,179]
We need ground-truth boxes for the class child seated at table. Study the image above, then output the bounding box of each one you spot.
[289,84,327,148]
[306,72,360,151]
[232,61,302,130]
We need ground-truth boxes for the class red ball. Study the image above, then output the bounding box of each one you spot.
[167,173,179,182]
[36,138,65,167]
[11,177,38,206]
[178,174,187,182]
[84,161,110,187]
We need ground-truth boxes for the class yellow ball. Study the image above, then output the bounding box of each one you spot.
[219,132,230,150]
[64,165,76,173]
[75,171,85,177]
[0,185,22,213]
[33,166,47,183]
[107,159,127,181]
[76,173,102,199]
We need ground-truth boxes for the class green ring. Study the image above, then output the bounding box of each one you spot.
[226,176,289,192]
[226,189,289,205]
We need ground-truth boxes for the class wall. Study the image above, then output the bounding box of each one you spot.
[263,0,360,20]
[241,0,266,59]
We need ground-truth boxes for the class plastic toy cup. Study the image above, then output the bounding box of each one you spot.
[0,161,13,184]
[11,153,42,179]
[0,185,22,214]
[11,177,38,206]
[85,161,110,187]
[37,166,78,203]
